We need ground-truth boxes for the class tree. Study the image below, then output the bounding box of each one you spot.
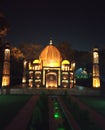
[0,13,9,37]
[11,47,24,60]
[19,43,43,60]
[57,41,75,61]
[10,47,24,86]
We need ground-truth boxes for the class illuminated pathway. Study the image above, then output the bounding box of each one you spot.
[49,96,80,130]
[4,96,39,130]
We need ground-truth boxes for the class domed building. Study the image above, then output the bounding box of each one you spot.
[22,40,75,88]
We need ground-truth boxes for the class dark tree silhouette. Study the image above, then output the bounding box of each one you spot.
[19,43,43,60]
[0,13,9,37]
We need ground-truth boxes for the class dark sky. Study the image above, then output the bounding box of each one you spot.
[0,0,105,51]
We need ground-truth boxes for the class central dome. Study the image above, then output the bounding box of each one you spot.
[39,40,62,67]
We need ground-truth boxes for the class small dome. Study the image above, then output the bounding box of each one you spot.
[62,60,70,65]
[33,59,41,64]
[39,41,62,67]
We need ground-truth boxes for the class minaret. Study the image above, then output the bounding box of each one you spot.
[2,43,10,87]
[92,48,100,88]
[22,59,27,85]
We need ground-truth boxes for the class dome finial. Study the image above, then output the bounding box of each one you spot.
[49,39,53,45]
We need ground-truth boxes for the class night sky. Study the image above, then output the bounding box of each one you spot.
[0,0,105,51]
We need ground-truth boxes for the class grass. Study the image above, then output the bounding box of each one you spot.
[78,96,105,115]
[27,94,49,130]
[0,94,31,129]
[62,95,102,130]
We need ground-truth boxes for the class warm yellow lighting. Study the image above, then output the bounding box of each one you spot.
[58,69,60,86]
[4,49,10,61]
[93,78,100,88]
[33,65,41,70]
[2,76,10,87]
[46,72,57,88]
[3,62,10,74]
[29,62,32,70]
[41,60,60,67]
[36,84,40,88]
[71,62,75,71]
[28,79,33,87]
[62,60,70,65]
[39,43,62,67]
[43,69,45,85]
[62,80,68,88]
[93,65,99,76]
[33,59,41,64]
[93,52,99,63]
[23,60,27,69]
[62,80,68,83]
[62,72,68,74]
[92,48,100,88]
[22,77,26,83]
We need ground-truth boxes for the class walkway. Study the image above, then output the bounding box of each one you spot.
[4,96,39,130]
[48,97,58,130]
[58,97,81,130]
[49,96,81,130]
[71,96,105,130]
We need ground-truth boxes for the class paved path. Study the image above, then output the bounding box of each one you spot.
[58,97,81,130]
[71,96,105,130]
[48,96,80,130]
[48,97,57,130]
[4,96,39,130]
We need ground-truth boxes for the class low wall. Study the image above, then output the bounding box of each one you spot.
[0,86,101,96]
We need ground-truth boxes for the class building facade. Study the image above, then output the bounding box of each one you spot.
[22,40,75,88]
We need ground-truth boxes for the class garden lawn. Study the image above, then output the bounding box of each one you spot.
[78,96,105,116]
[0,95,31,129]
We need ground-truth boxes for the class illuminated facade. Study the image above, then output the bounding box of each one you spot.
[2,43,10,87]
[23,40,75,88]
[92,48,100,88]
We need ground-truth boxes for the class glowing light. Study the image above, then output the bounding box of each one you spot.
[39,43,62,67]
[54,112,61,118]
[62,60,70,65]
[93,52,99,63]
[28,79,33,87]
[46,72,57,88]
[2,76,10,86]
[23,60,27,69]
[93,78,100,88]
[71,62,75,71]
[29,62,32,70]
[33,59,41,64]
[92,48,100,88]
[49,39,53,45]
[22,77,26,83]
[58,69,61,86]
[4,49,10,61]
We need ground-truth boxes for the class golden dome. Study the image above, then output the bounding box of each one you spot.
[33,59,41,64]
[39,40,62,67]
[62,60,70,65]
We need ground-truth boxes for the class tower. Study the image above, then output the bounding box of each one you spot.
[22,60,27,85]
[92,48,100,88]
[2,43,10,87]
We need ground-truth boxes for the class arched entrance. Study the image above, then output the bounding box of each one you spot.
[46,72,57,88]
